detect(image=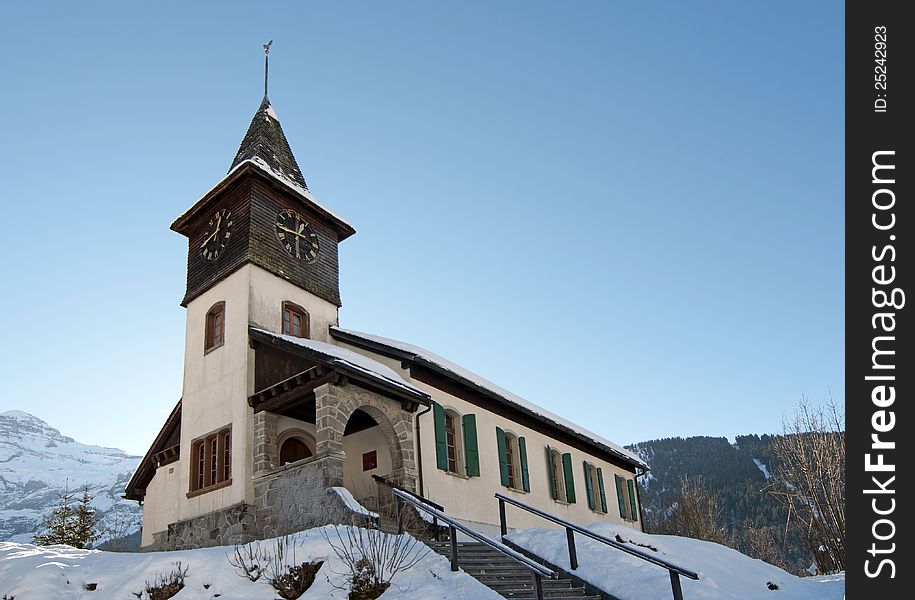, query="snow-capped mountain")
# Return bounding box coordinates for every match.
[0,410,142,546]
